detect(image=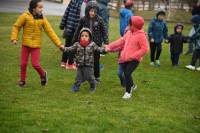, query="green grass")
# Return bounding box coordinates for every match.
[0,12,200,133]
